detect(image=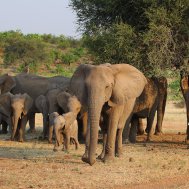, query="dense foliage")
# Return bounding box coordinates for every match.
[70,0,189,76]
[0,30,85,74]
